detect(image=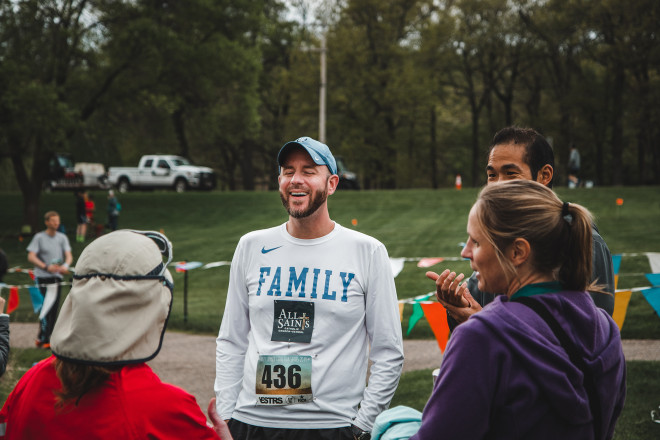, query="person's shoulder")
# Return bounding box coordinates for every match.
[55,231,70,244]
[336,223,384,246]
[28,230,47,244]
[239,224,282,243]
